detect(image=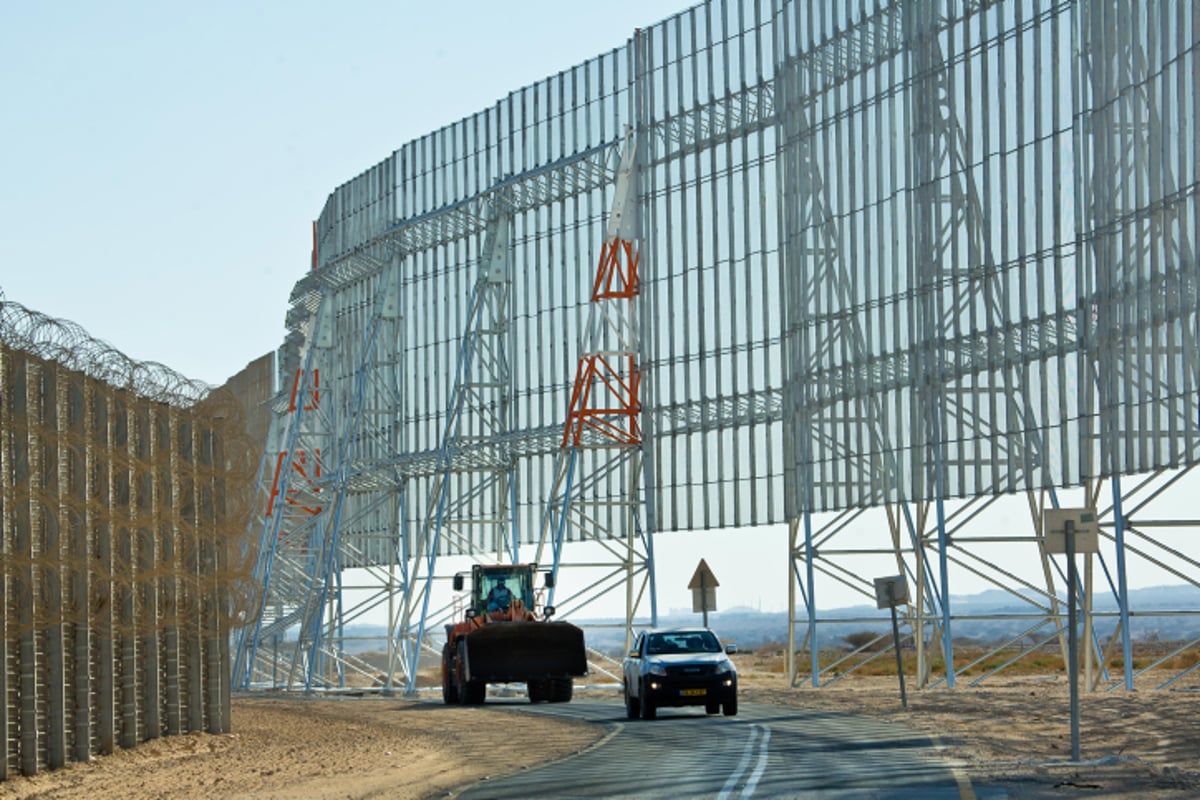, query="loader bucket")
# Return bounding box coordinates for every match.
[463,621,587,683]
